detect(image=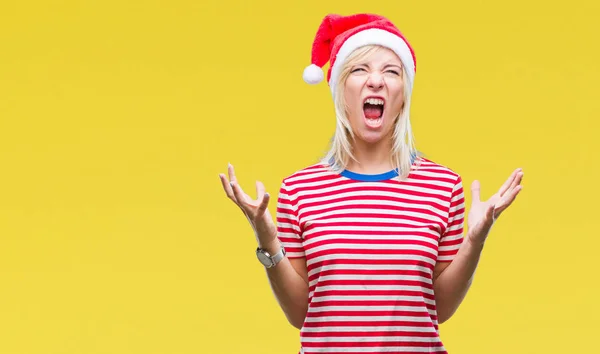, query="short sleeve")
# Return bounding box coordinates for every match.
[437,176,465,262]
[276,181,305,258]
